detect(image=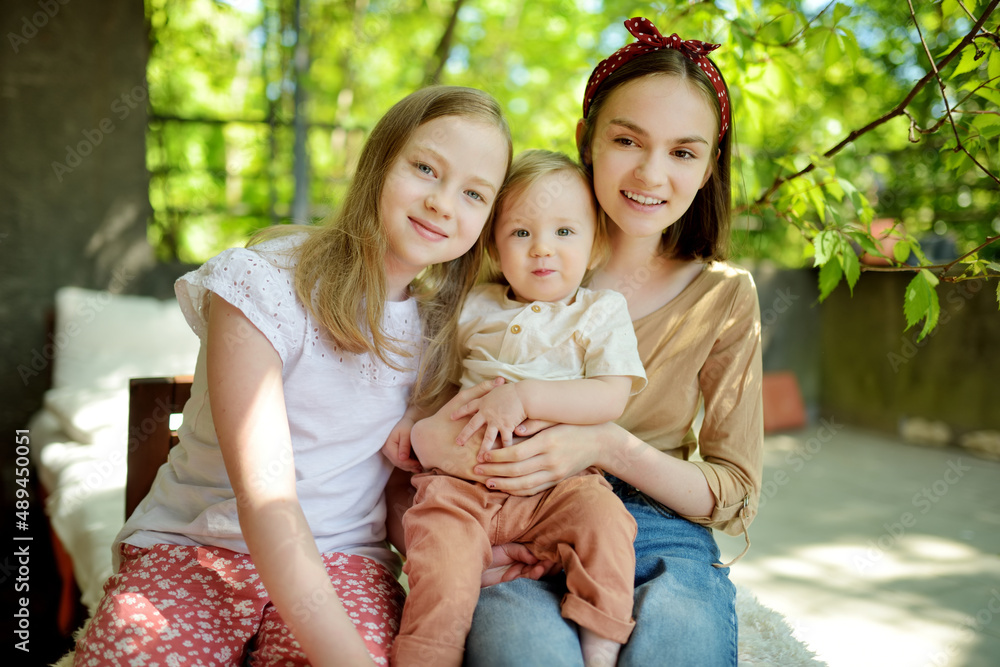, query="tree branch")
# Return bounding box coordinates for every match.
[942,234,1000,274]
[906,0,1000,187]
[427,0,467,85]
[753,0,1000,206]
